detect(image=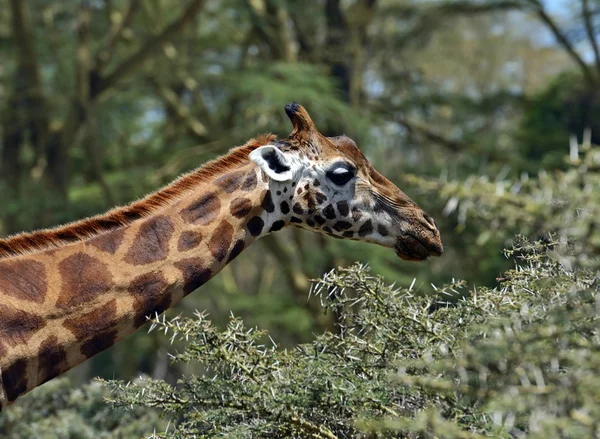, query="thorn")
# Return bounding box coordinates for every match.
[570,135,579,162]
